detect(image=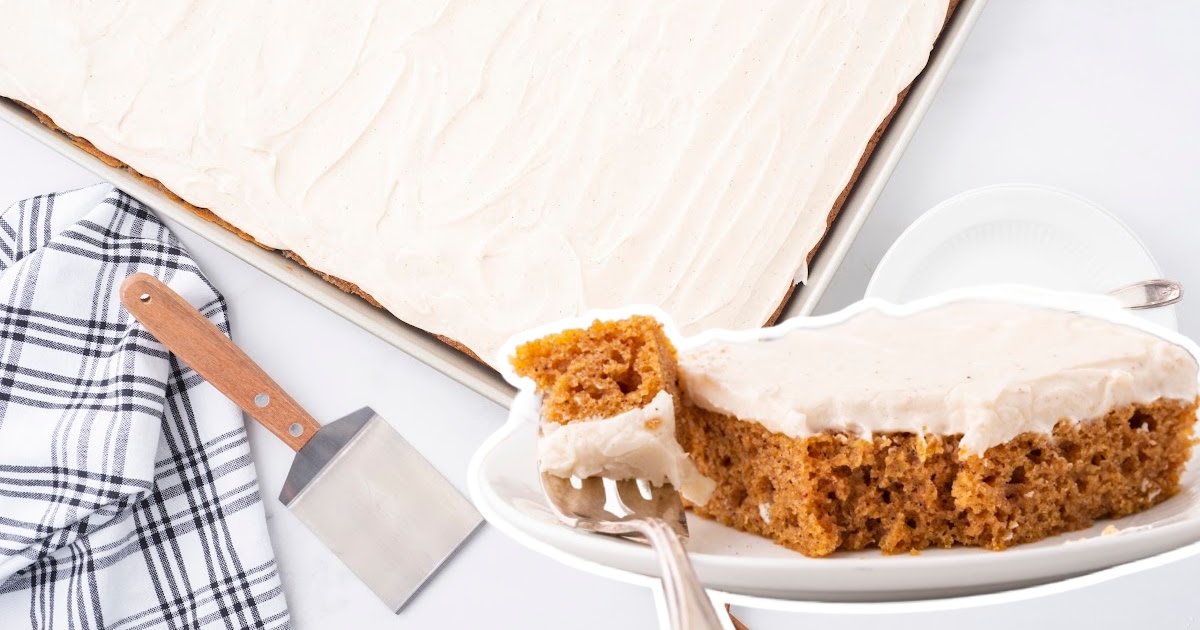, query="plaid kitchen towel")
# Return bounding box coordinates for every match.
[0,184,289,629]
